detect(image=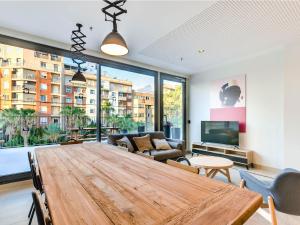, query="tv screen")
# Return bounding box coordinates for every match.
[201,121,239,146]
